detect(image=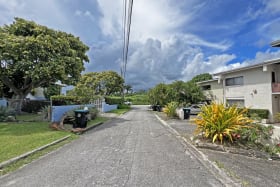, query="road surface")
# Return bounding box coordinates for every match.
[1,105,226,187]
